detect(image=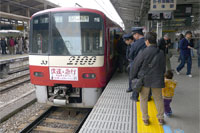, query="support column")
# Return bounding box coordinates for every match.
[156,21,162,41]
[26,8,30,17]
[44,3,47,9]
[7,4,10,13]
